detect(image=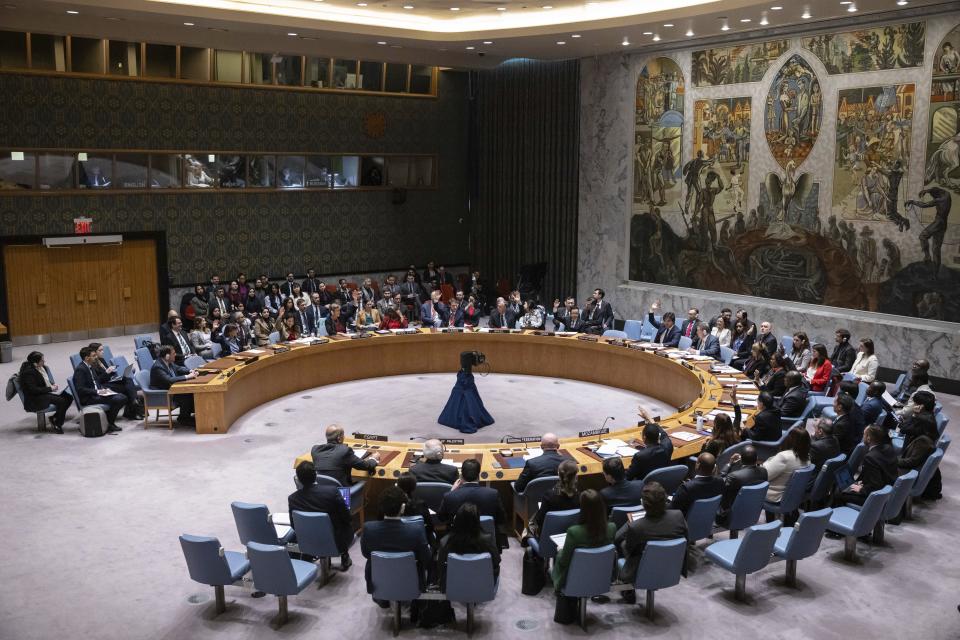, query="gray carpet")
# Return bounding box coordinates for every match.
[0,333,957,640]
